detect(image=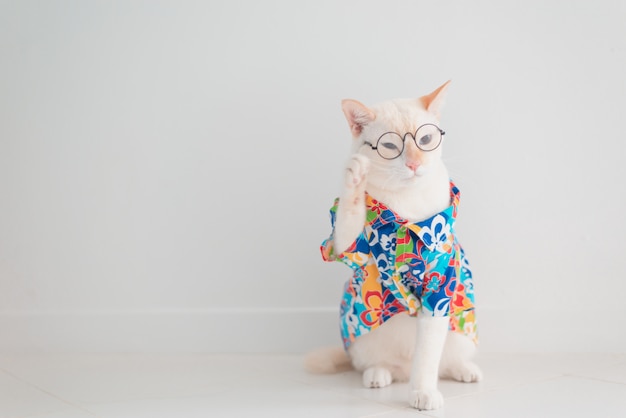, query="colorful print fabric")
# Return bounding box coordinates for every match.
[321,182,477,349]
